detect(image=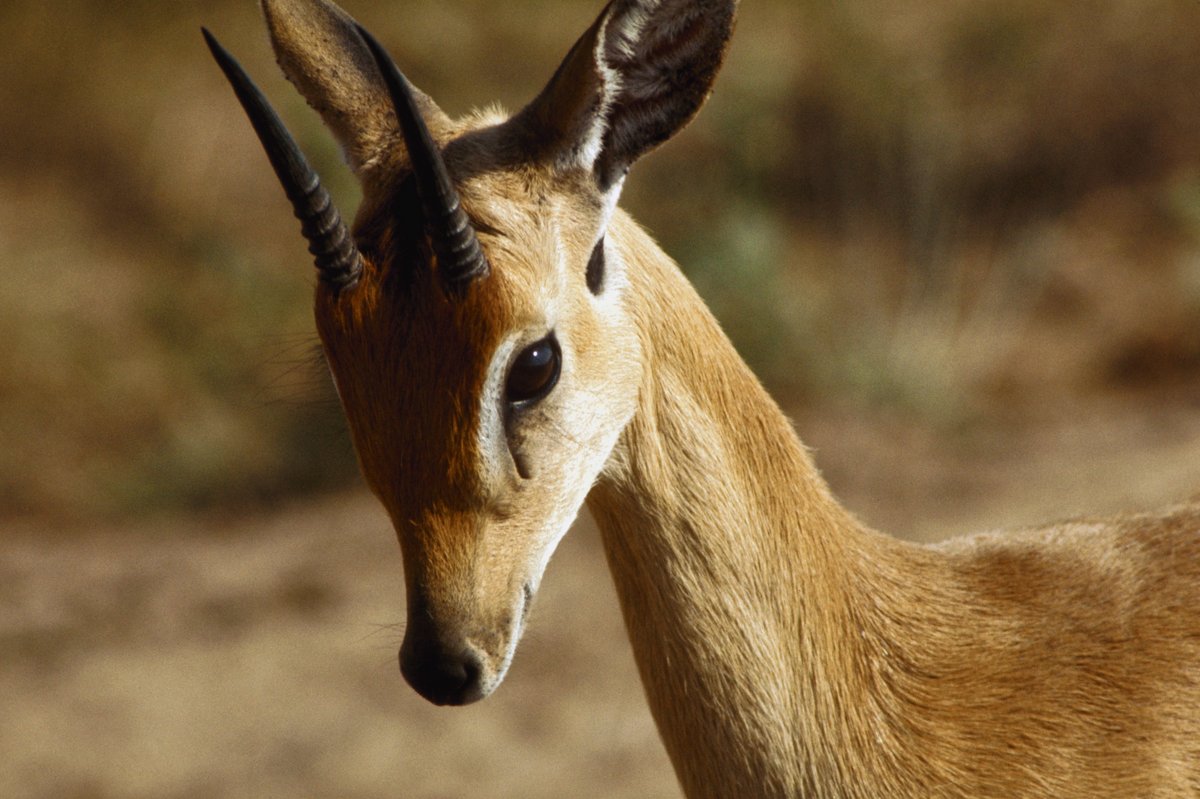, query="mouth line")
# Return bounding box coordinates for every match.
[487,581,534,694]
[519,582,534,626]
